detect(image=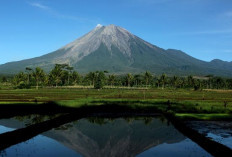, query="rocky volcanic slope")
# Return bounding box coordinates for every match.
[0,24,231,76]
